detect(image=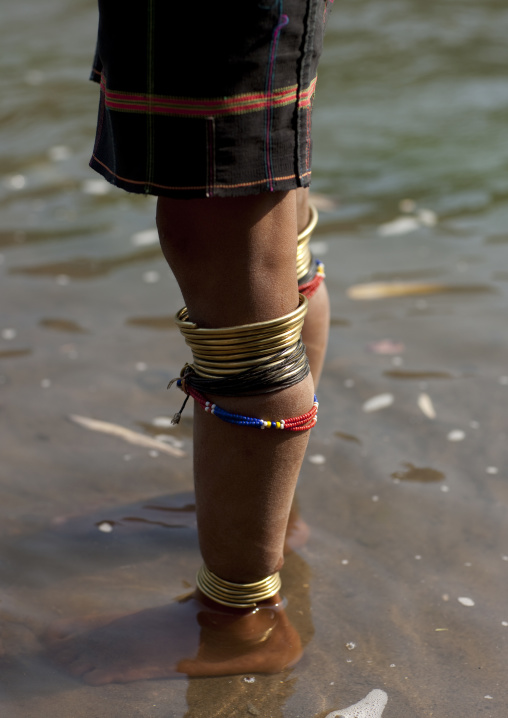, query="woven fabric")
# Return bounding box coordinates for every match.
[90,0,333,198]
